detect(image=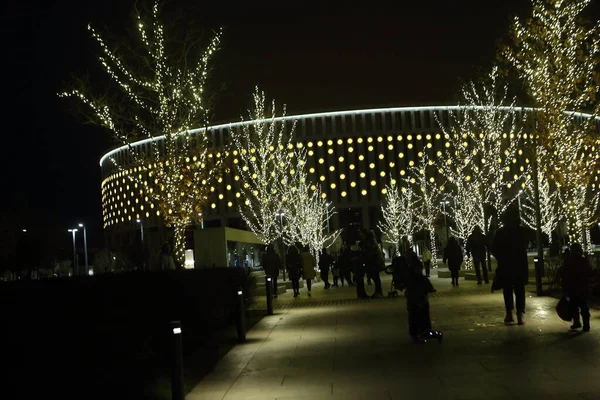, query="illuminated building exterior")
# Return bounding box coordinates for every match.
[99,106,600,267]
